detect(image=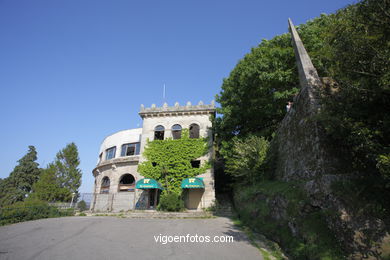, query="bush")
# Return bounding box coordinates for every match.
[224,135,270,183]
[157,192,184,212]
[0,199,74,226]
[77,200,87,211]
